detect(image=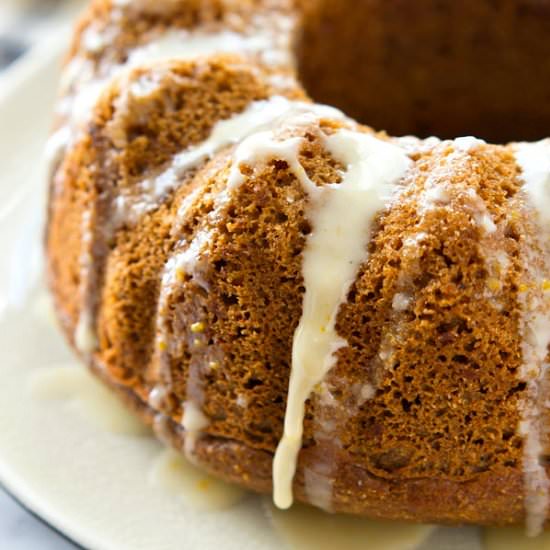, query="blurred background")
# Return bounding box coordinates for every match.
[0,0,84,73]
